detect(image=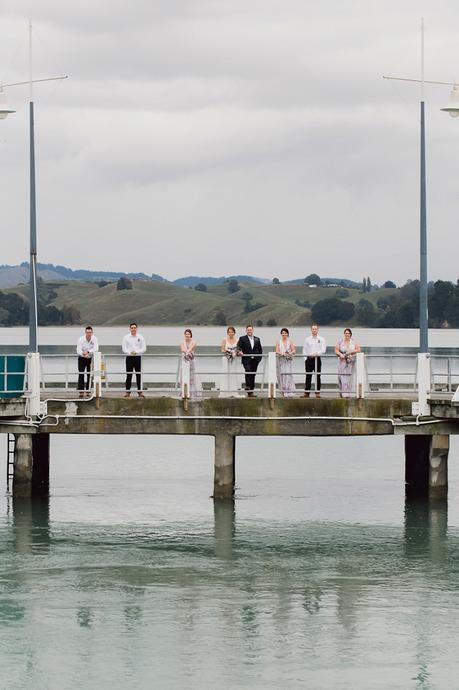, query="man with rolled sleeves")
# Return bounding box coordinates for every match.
[122,322,146,397]
[76,325,98,398]
[302,324,326,398]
